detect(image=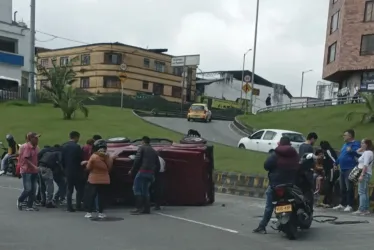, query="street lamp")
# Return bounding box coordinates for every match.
[240,48,252,102]
[300,69,313,97]
[248,0,260,114]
